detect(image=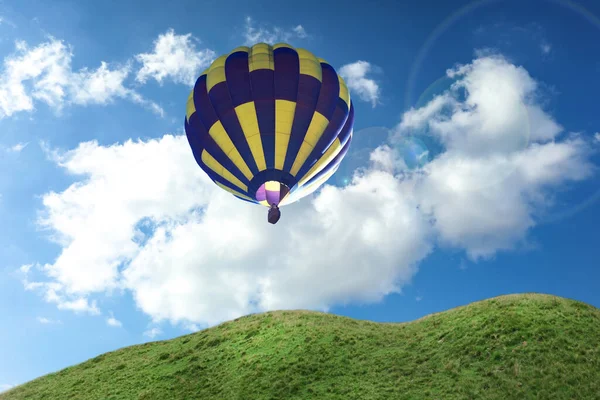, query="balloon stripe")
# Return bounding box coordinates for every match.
[293,99,349,181]
[297,105,354,187]
[186,115,250,187]
[234,102,267,171]
[214,181,255,202]
[304,133,352,187]
[296,102,353,185]
[289,62,340,176]
[273,47,299,170]
[201,150,248,191]
[282,74,322,172]
[225,50,253,107]
[249,58,276,169]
